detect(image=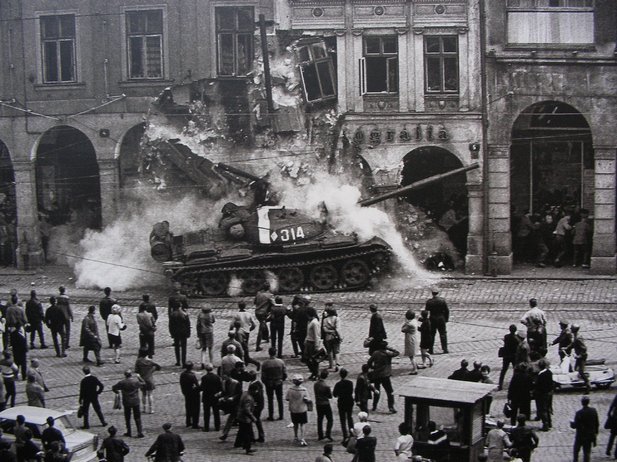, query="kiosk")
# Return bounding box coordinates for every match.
[399,376,495,462]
